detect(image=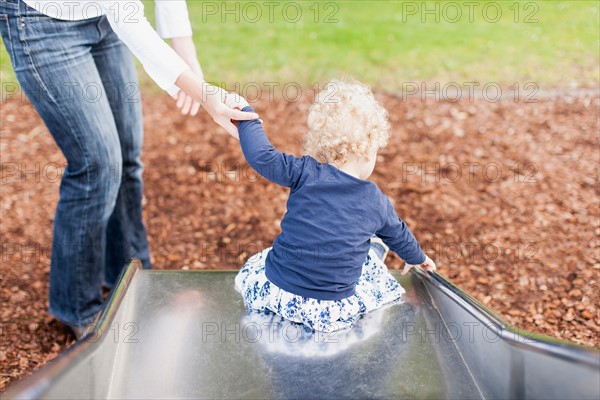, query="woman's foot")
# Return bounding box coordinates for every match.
[66,310,100,340]
[67,323,93,340]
